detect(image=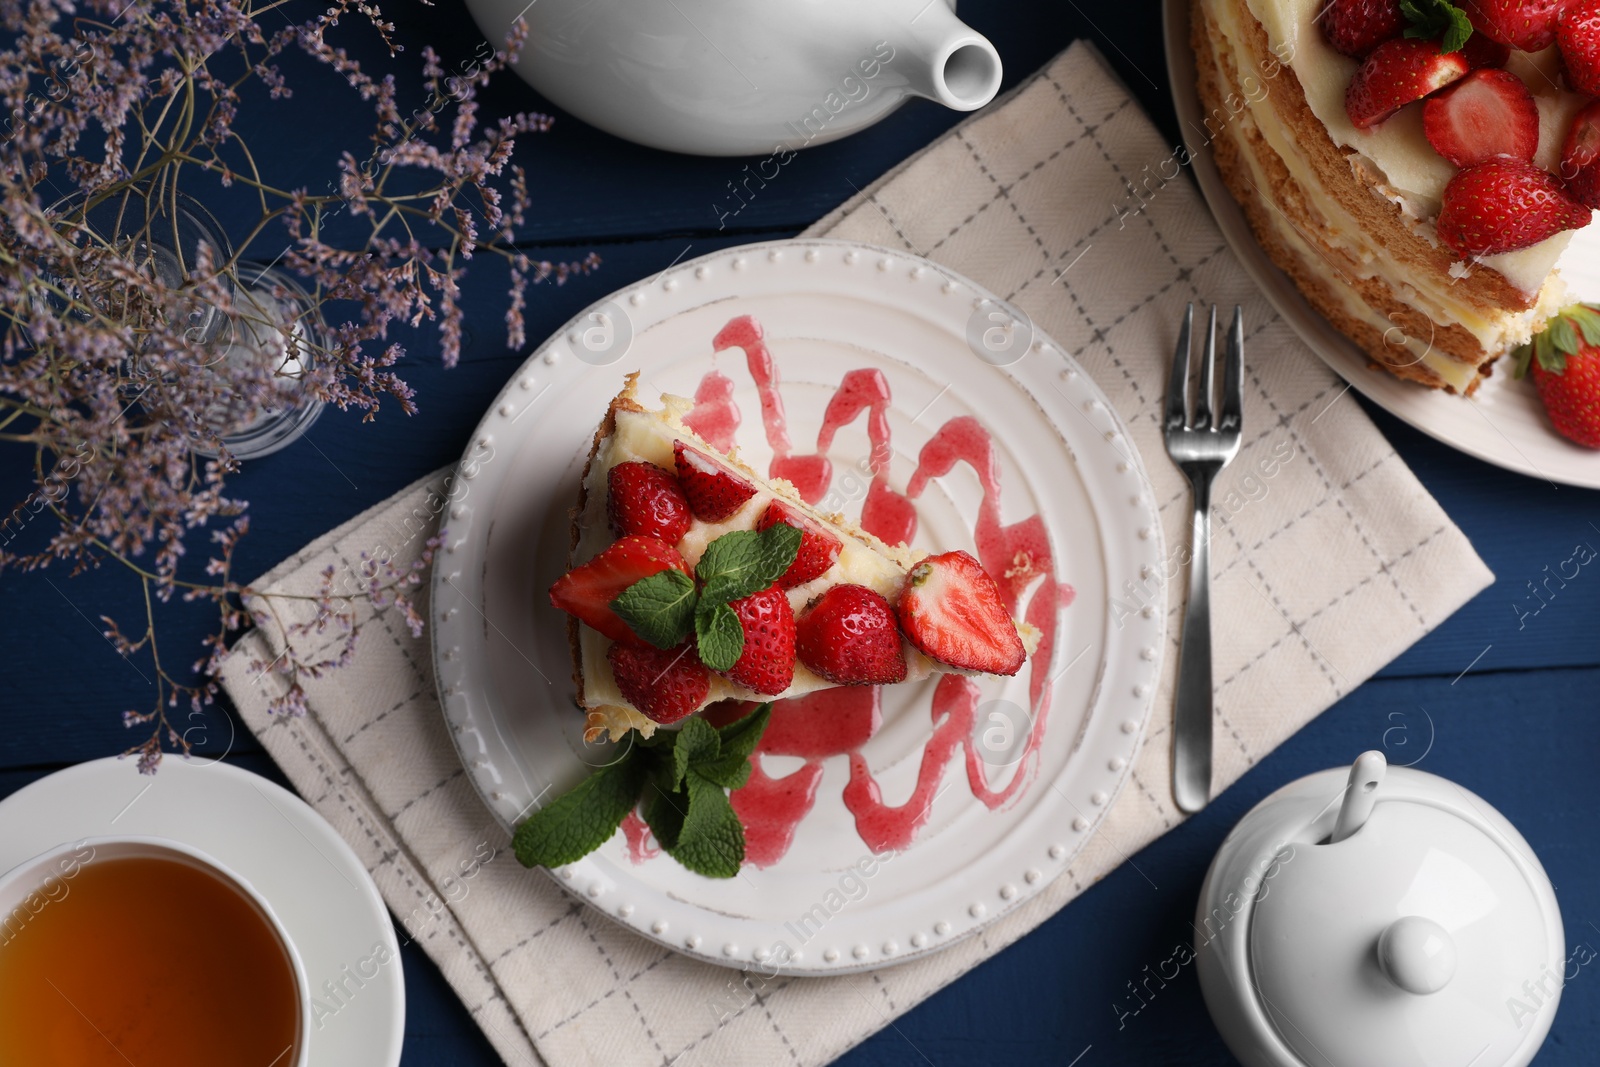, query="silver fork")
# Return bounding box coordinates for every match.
[1163,304,1244,815]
